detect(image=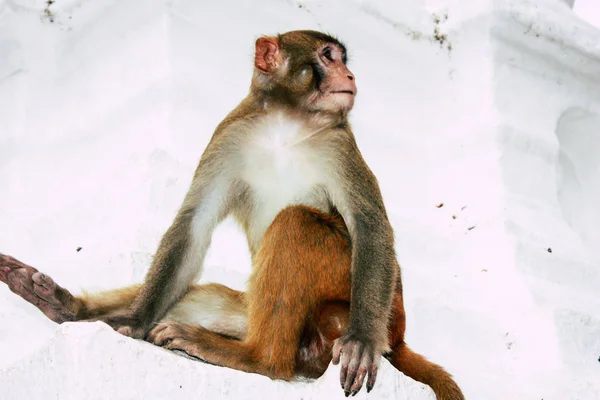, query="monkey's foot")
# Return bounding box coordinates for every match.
[0,253,76,323]
[147,321,210,361]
